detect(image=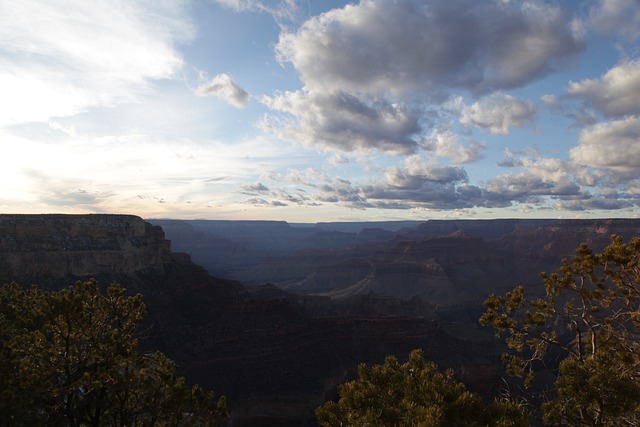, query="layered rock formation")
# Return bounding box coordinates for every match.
[0,214,490,426]
[0,214,171,281]
[154,218,640,306]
